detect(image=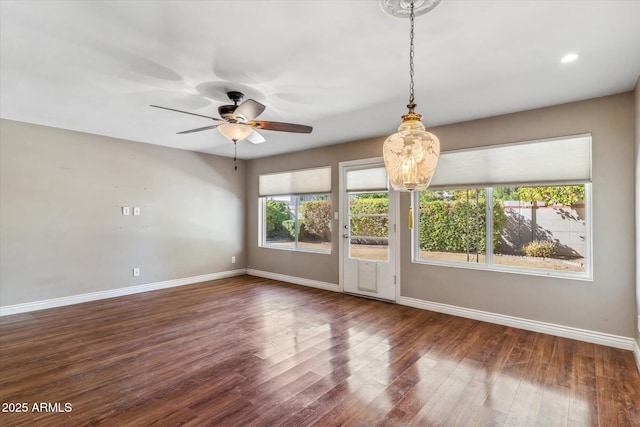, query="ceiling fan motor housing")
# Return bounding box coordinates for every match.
[218,91,245,121]
[218,104,238,119]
